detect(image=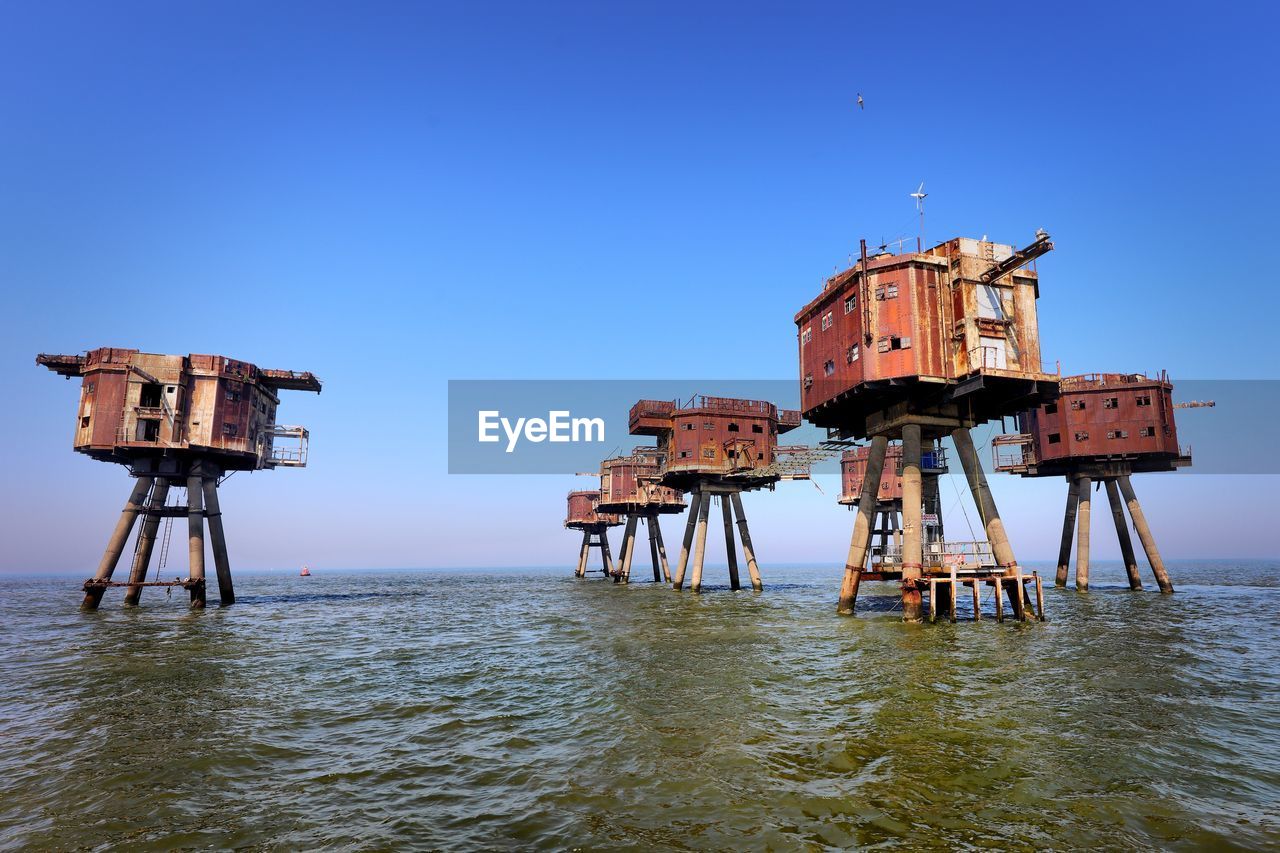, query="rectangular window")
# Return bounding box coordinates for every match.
[821,312,833,331]
[226,389,241,402]
[1074,431,1089,441]
[875,284,899,300]
[823,360,835,376]
[222,422,239,437]
[702,448,715,459]
[678,450,691,459]
[877,338,890,353]
[1107,430,1129,439]
[801,327,812,345]
[86,381,96,394]
[1044,403,1058,415]
[1136,394,1152,407]
[751,424,763,434]
[1048,433,1061,444]
[139,383,163,408]
[727,422,740,432]
[803,373,813,388]
[703,421,713,430]
[681,423,696,431]
[977,284,1006,320]
[844,294,857,314]
[1104,397,1118,409]
[1070,399,1086,410]
[81,416,90,428]
[1140,426,1156,437]
[136,419,160,442]
[846,344,859,363]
